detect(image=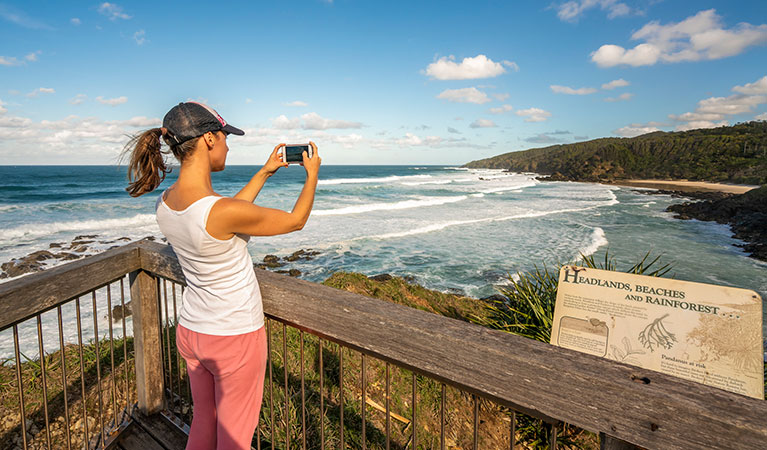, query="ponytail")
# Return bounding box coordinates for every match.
[123,128,169,197]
